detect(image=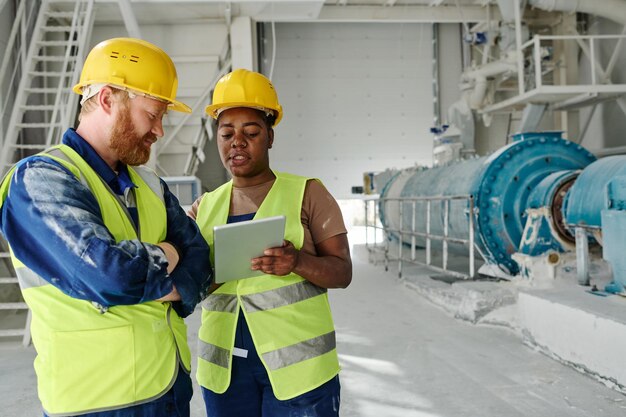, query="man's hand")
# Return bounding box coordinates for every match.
[157,241,180,274]
[155,242,182,302]
[156,285,180,302]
